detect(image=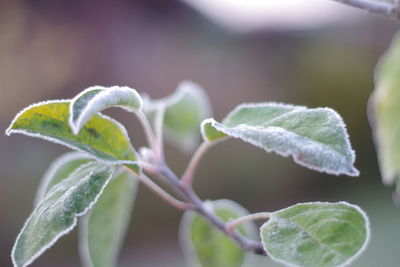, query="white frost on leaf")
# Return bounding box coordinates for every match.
[201,102,359,177]
[5,99,70,136]
[69,86,143,135]
[5,100,140,173]
[34,152,92,206]
[11,162,115,267]
[260,201,370,267]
